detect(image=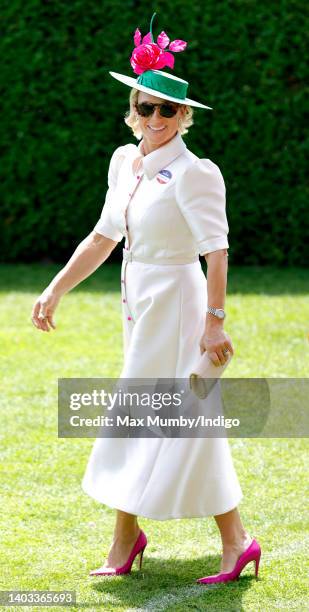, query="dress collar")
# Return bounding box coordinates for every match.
[134,132,187,179]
